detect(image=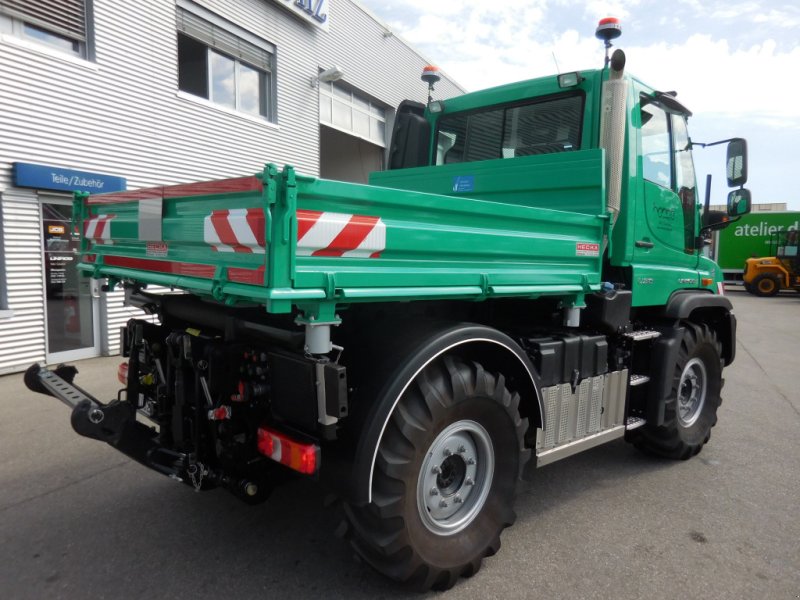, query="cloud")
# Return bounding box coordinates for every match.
[627,36,800,128]
[368,1,800,130]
